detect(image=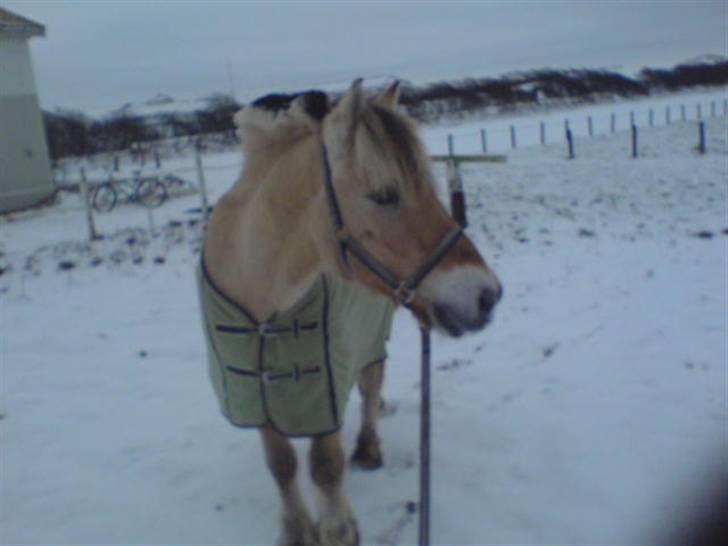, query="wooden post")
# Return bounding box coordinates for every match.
[610,113,616,133]
[446,159,467,227]
[566,128,574,160]
[698,122,706,154]
[681,104,686,121]
[666,106,671,125]
[648,108,654,127]
[587,116,593,137]
[480,128,487,153]
[79,167,100,241]
[447,134,454,156]
[195,144,210,225]
[631,125,638,159]
[540,121,545,145]
[146,207,155,234]
[510,125,516,149]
